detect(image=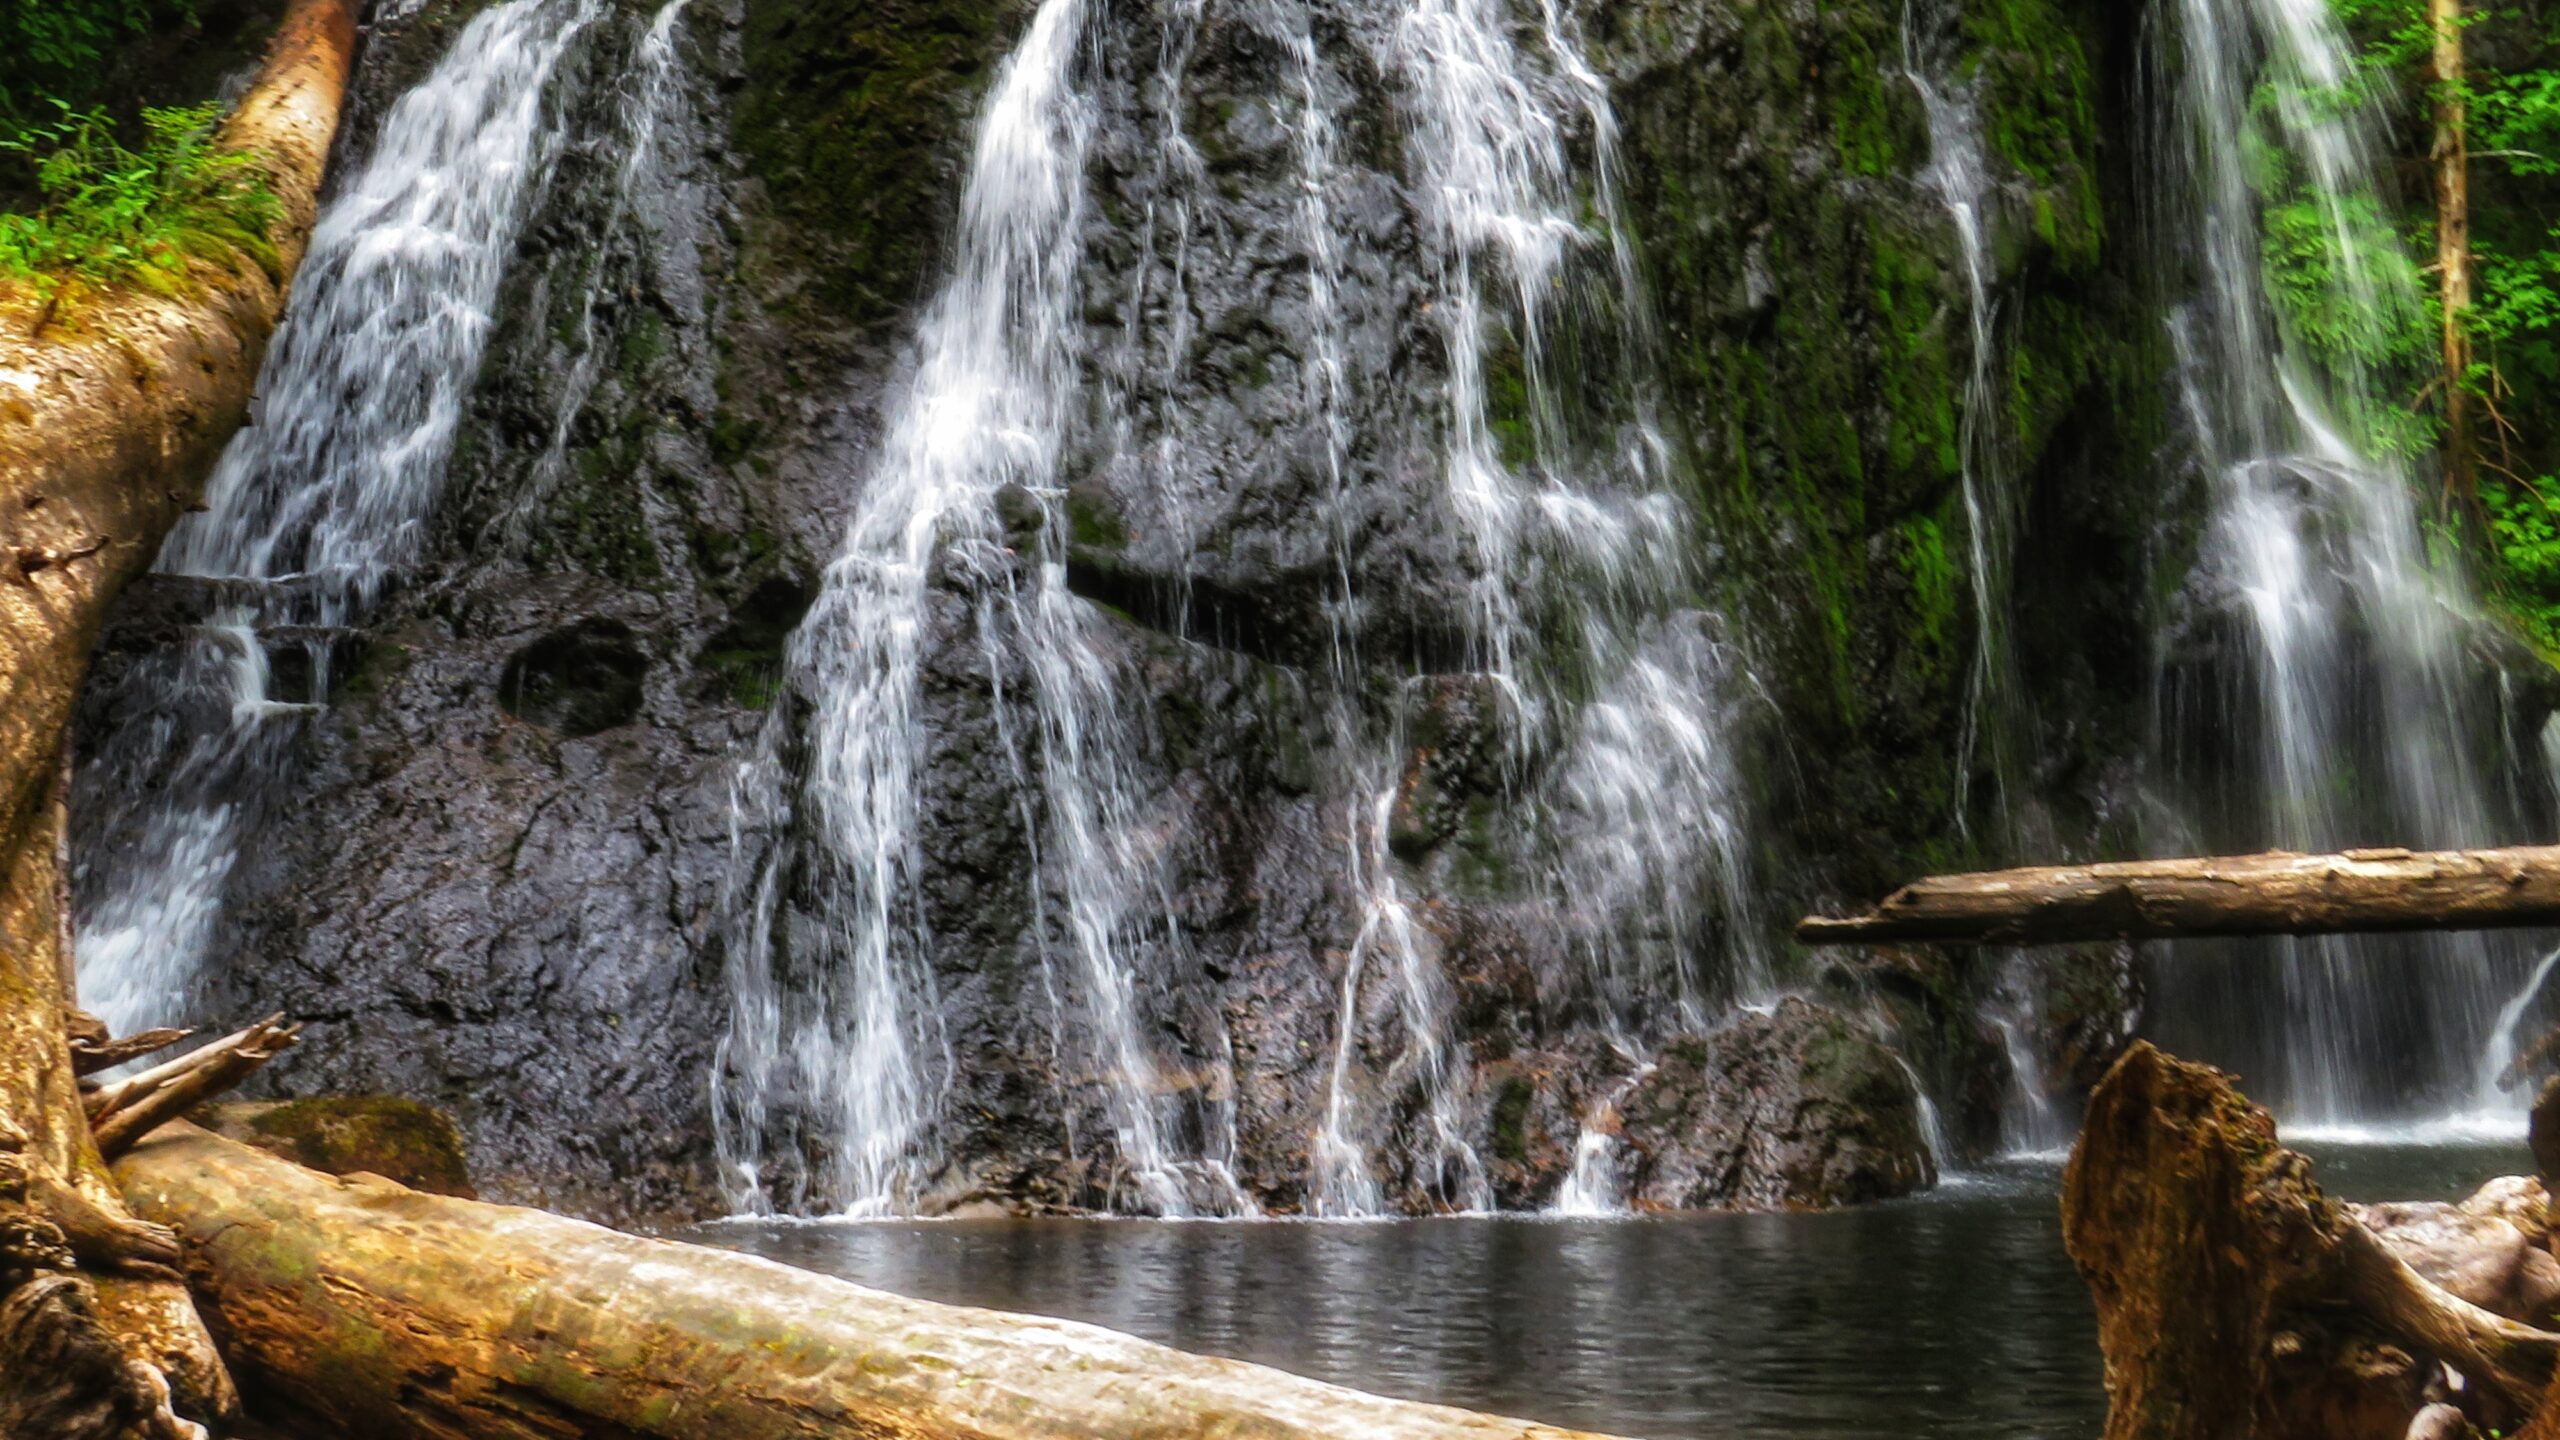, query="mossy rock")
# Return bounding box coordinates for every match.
[732,0,1026,331]
[199,1097,477,1199]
